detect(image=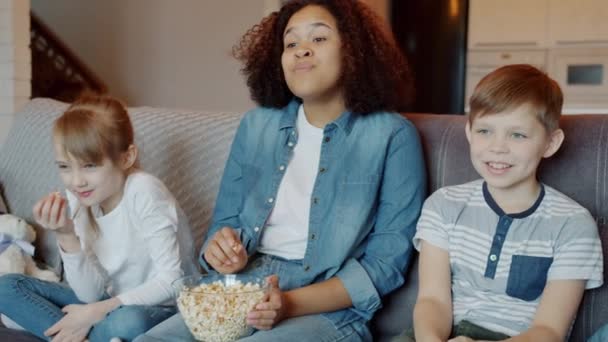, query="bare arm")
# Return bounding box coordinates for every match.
[283,277,352,317]
[247,276,353,330]
[414,241,453,342]
[503,280,585,342]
